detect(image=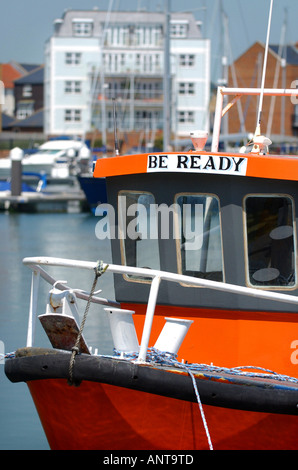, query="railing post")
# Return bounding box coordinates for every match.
[26,270,40,347]
[211,86,224,152]
[137,276,161,363]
